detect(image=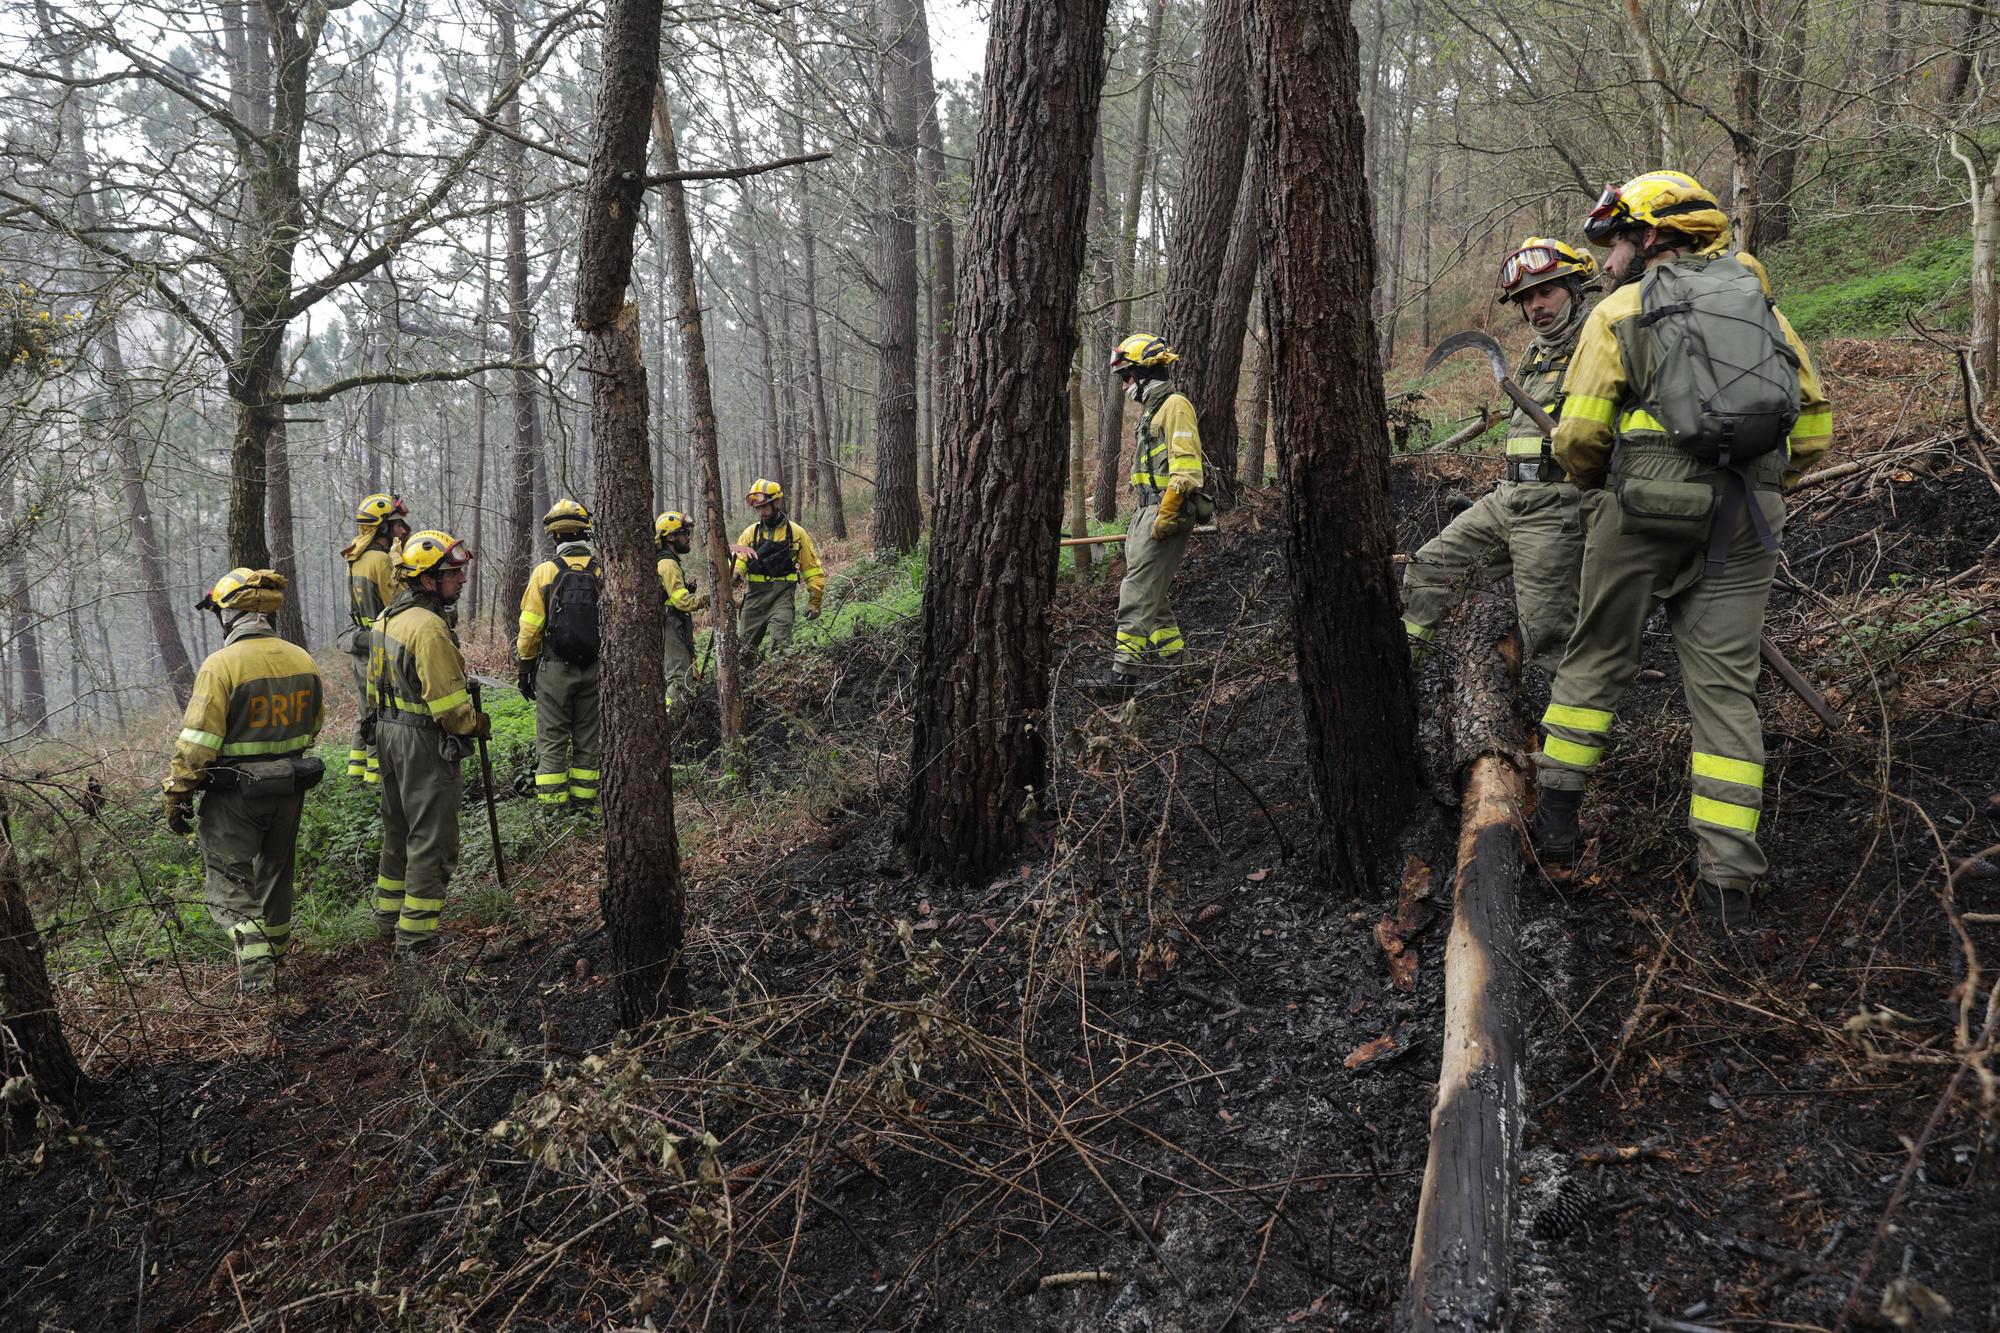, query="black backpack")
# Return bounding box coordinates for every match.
[749,524,798,579]
[545,556,601,665]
